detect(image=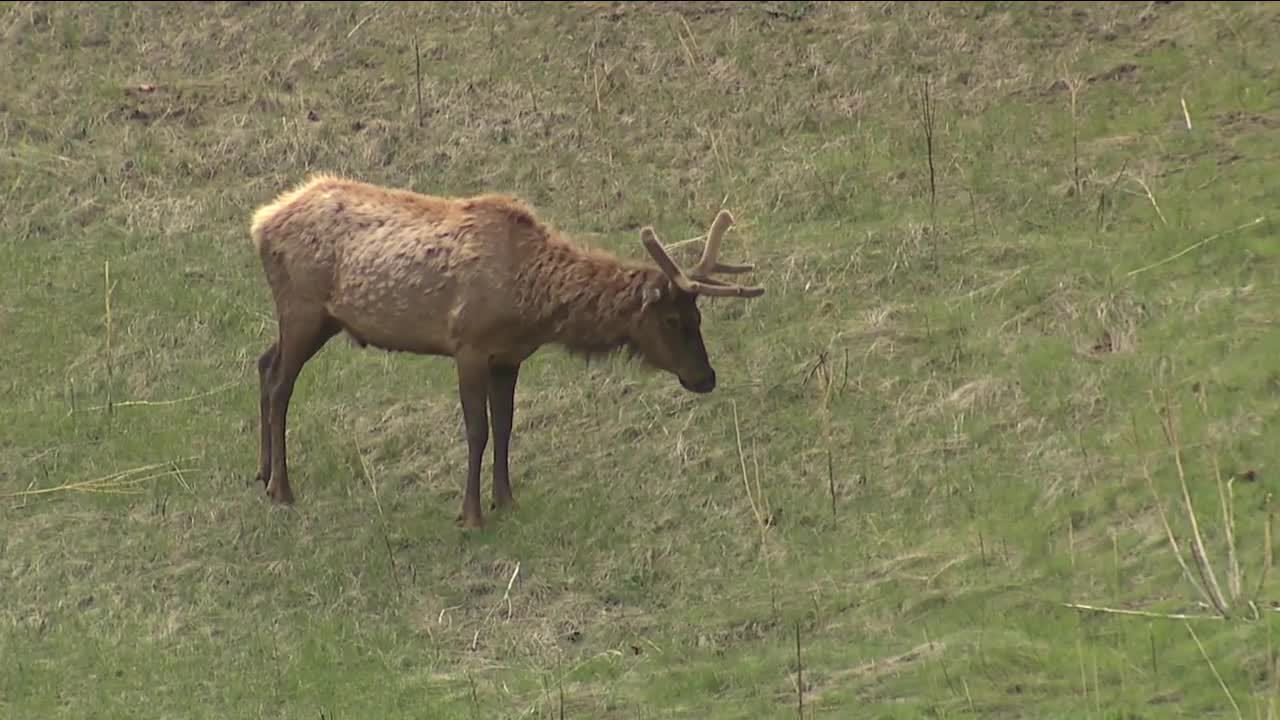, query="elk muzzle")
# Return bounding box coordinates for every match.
[680,368,716,394]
